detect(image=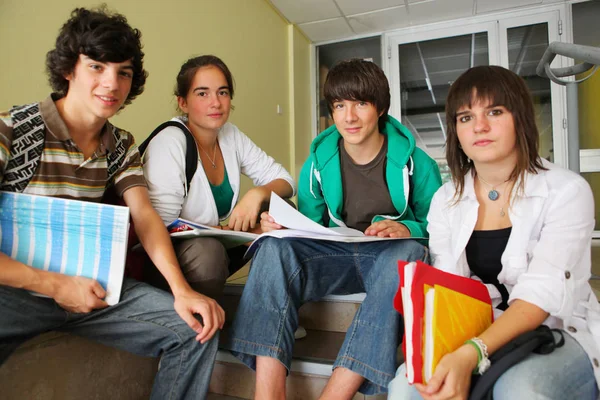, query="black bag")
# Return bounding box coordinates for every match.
[468,325,565,400]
